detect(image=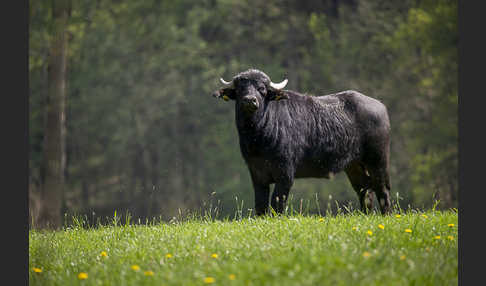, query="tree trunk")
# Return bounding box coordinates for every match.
[37,0,70,229]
